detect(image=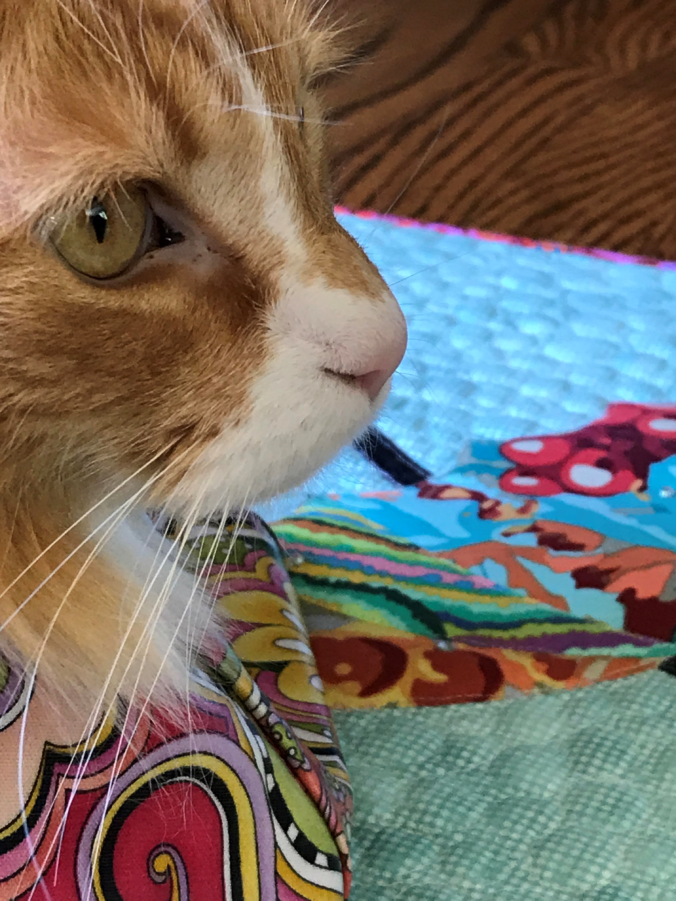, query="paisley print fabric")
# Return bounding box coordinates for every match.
[5,403,676,896]
[273,405,676,709]
[0,515,352,901]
